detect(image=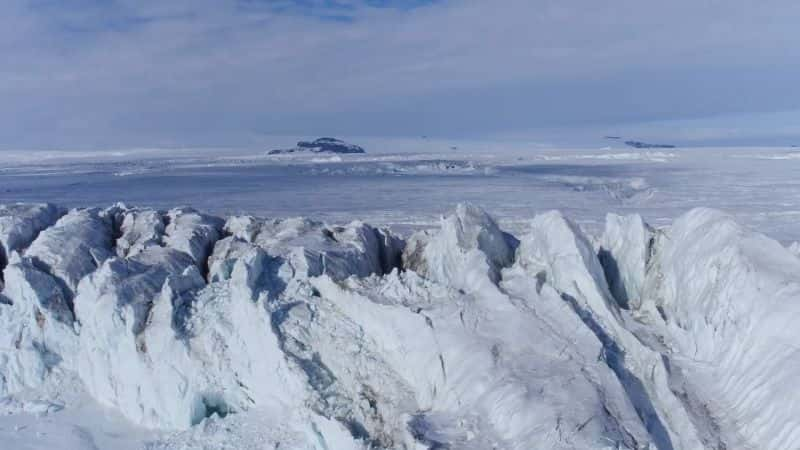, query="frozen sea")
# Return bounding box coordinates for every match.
[2,139,800,242]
